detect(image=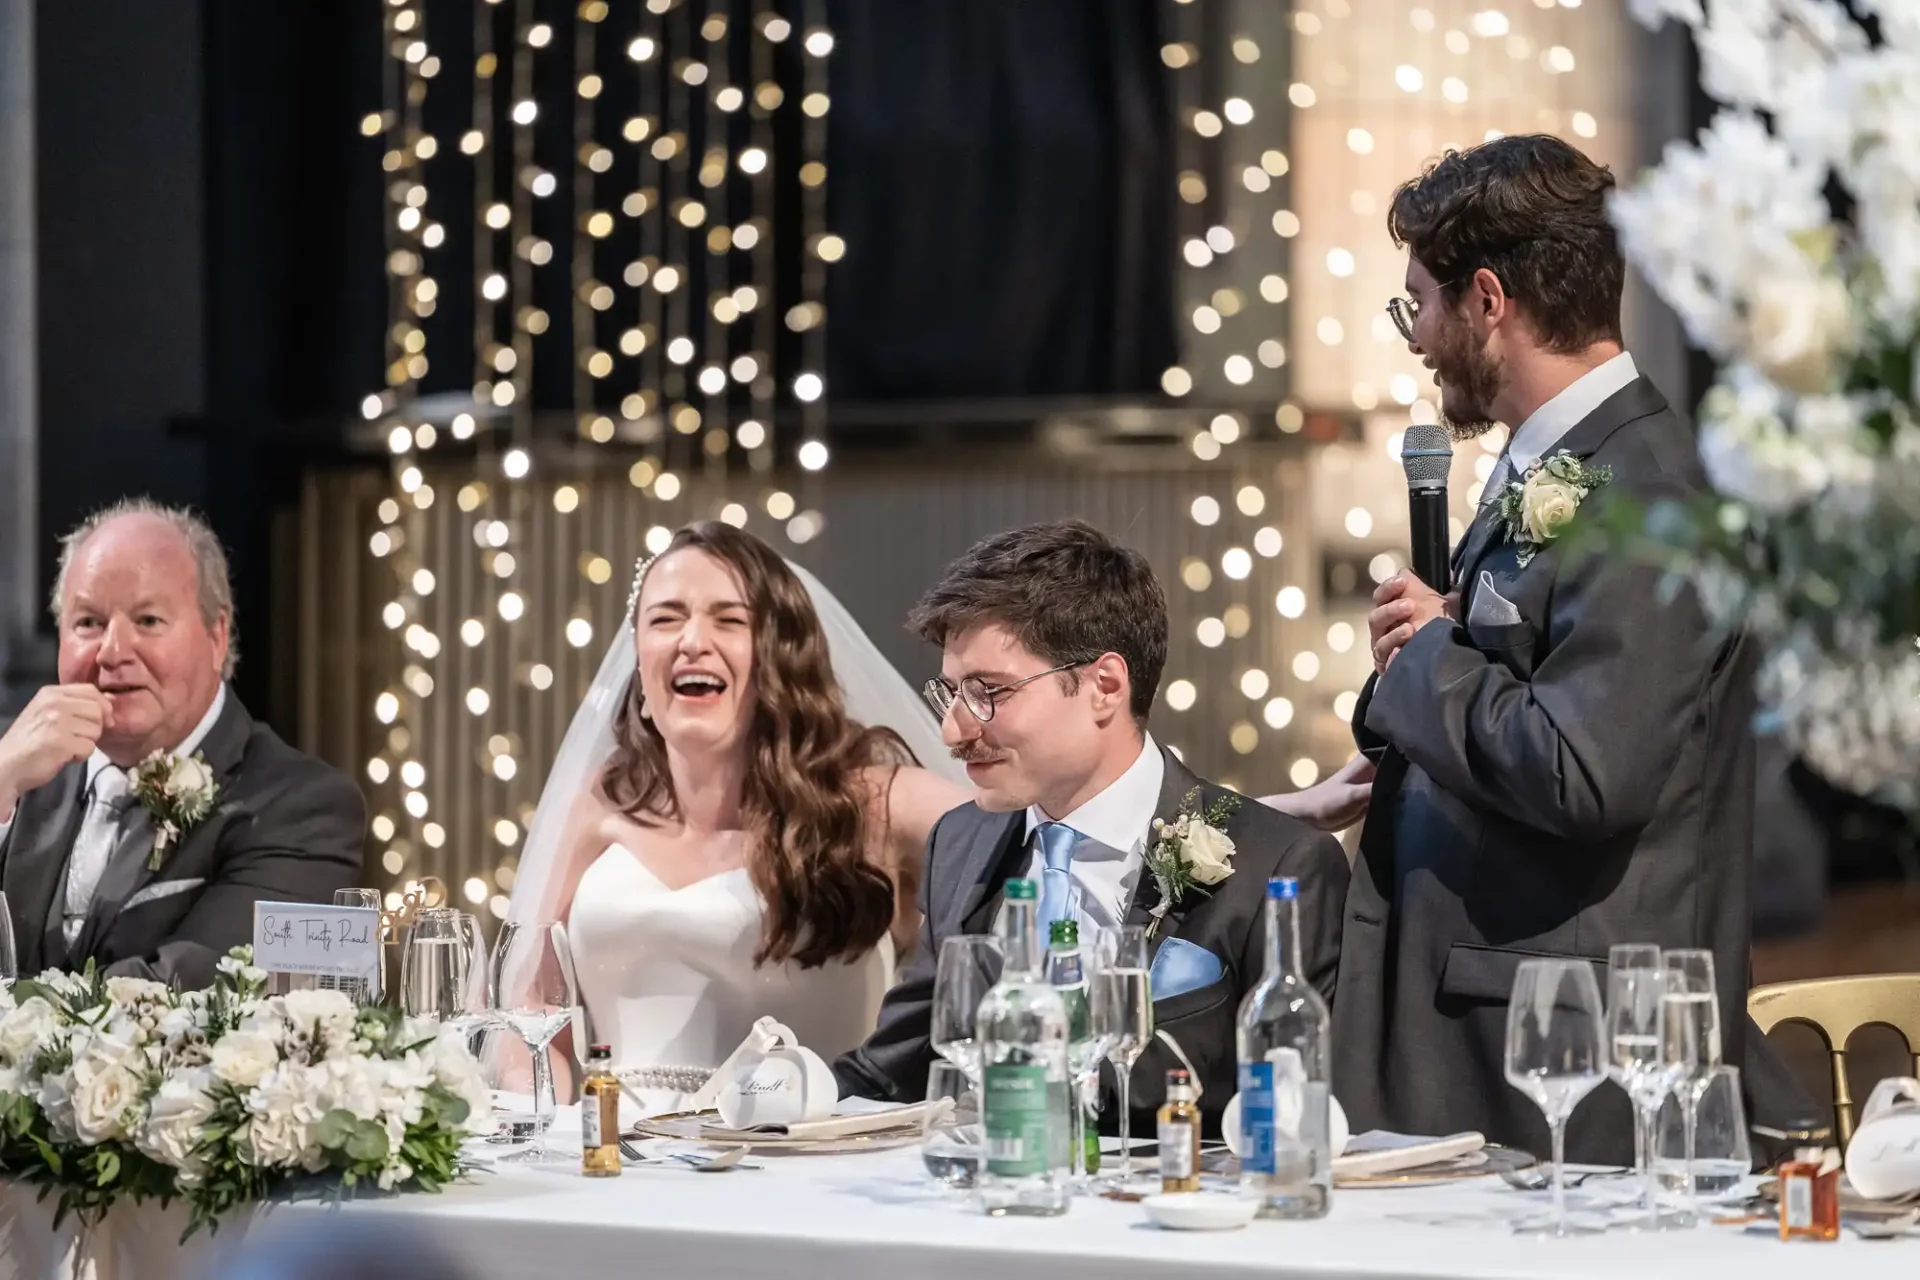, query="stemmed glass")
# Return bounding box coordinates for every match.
[1091,926,1152,1188]
[490,921,577,1161]
[1504,958,1607,1237]
[332,888,383,1004]
[932,936,1002,1082]
[401,907,470,1023]
[1605,953,1678,1230]
[1661,949,1722,1224]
